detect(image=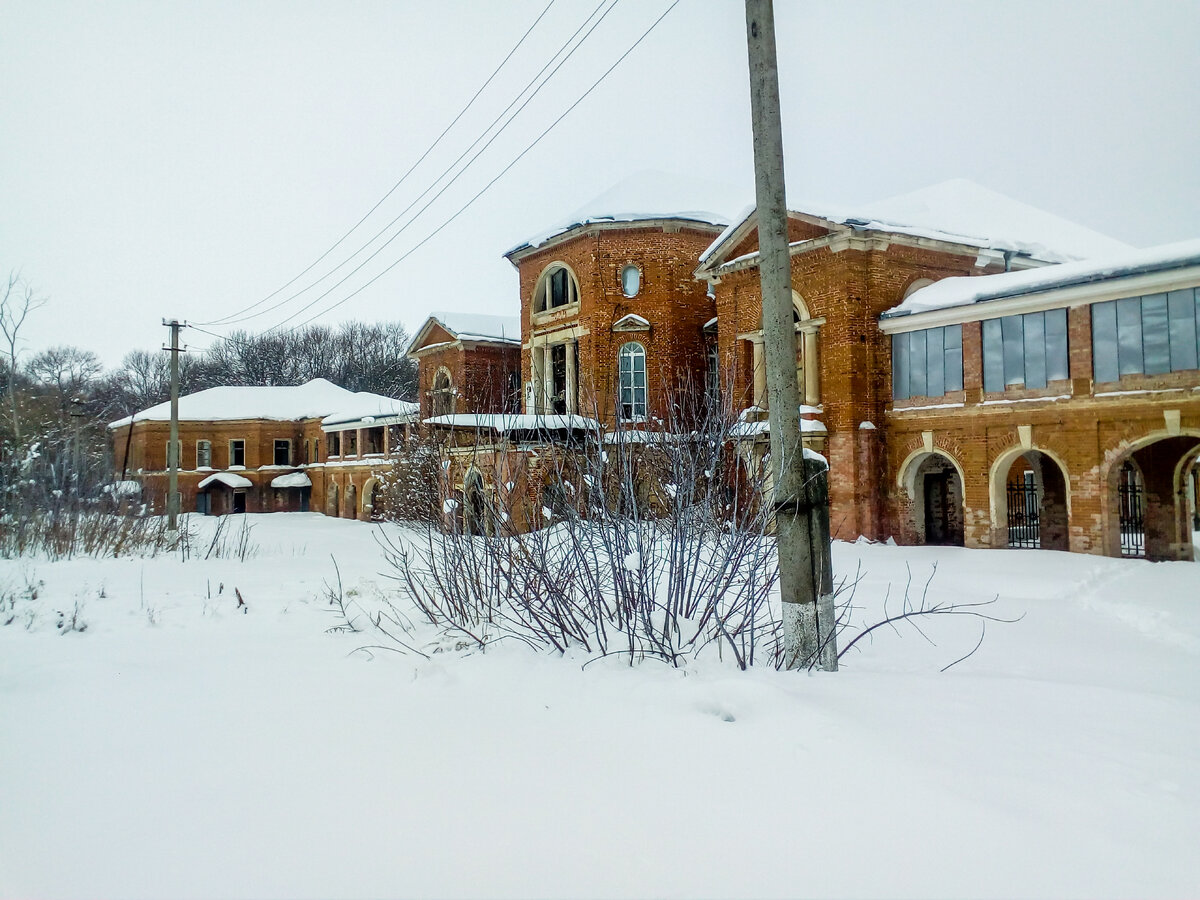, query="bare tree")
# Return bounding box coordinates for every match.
[0,271,47,440]
[26,346,102,417]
